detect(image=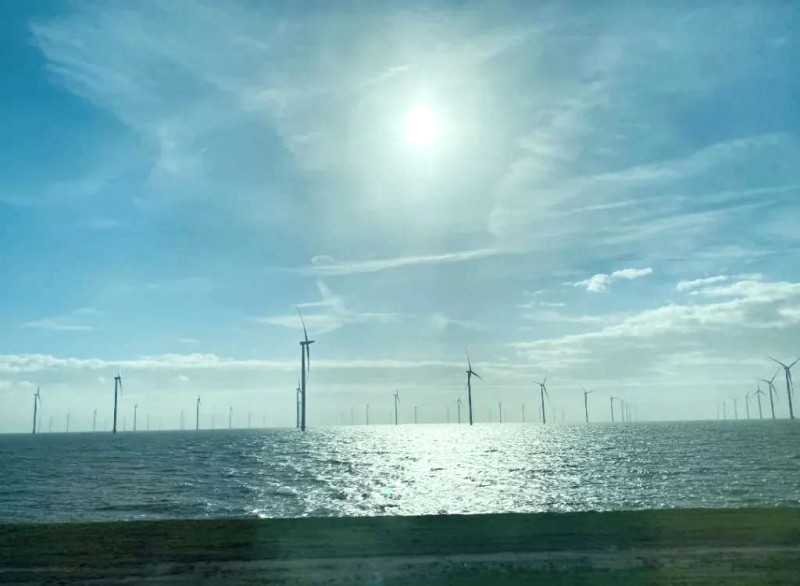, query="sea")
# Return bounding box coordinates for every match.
[0,421,798,523]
